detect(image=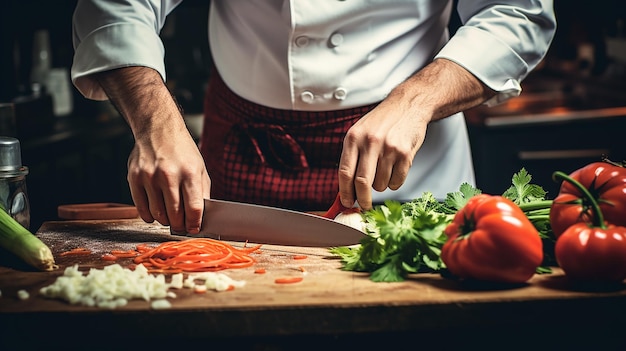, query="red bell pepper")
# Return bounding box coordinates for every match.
[553,171,626,283]
[550,159,626,238]
[441,194,543,284]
